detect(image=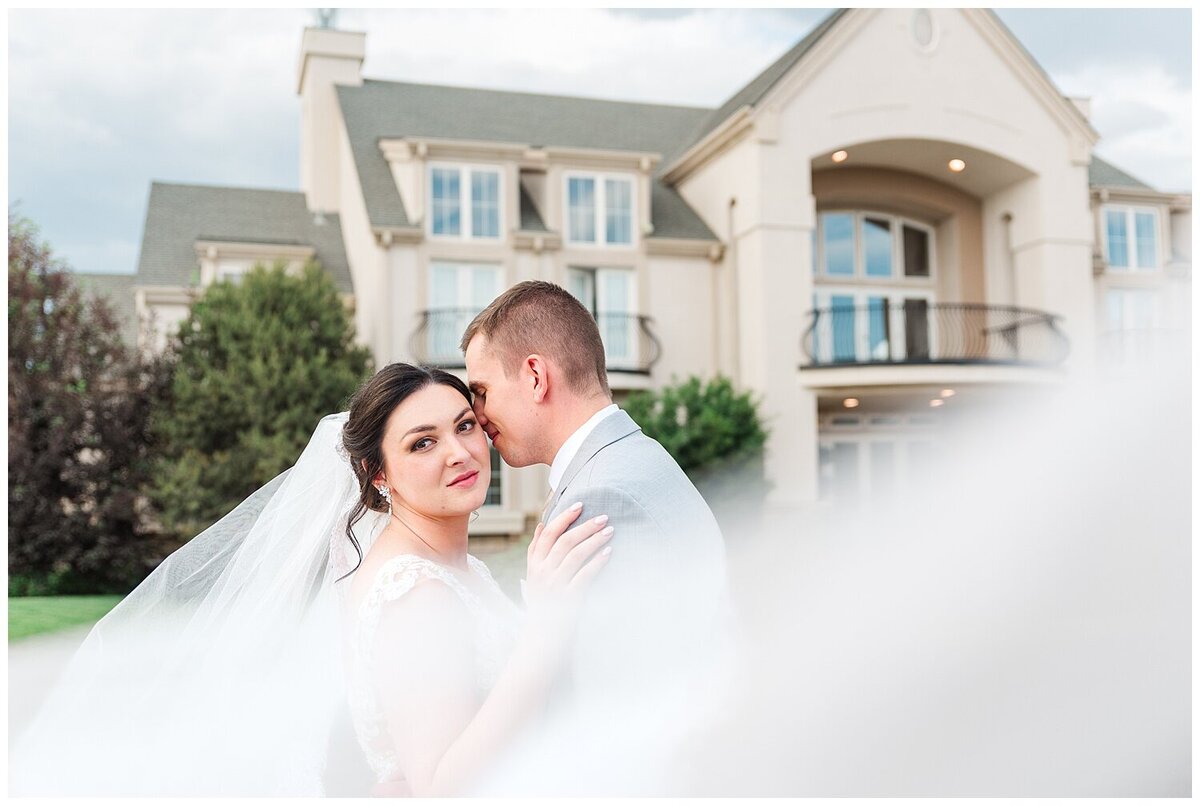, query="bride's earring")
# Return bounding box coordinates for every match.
[376,484,392,511]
